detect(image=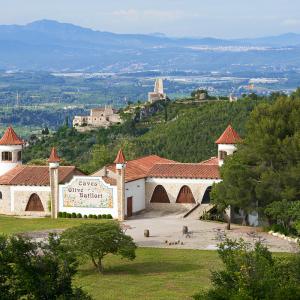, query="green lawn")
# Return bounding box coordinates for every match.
[0,215,104,235]
[75,248,220,300]
[0,216,221,299]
